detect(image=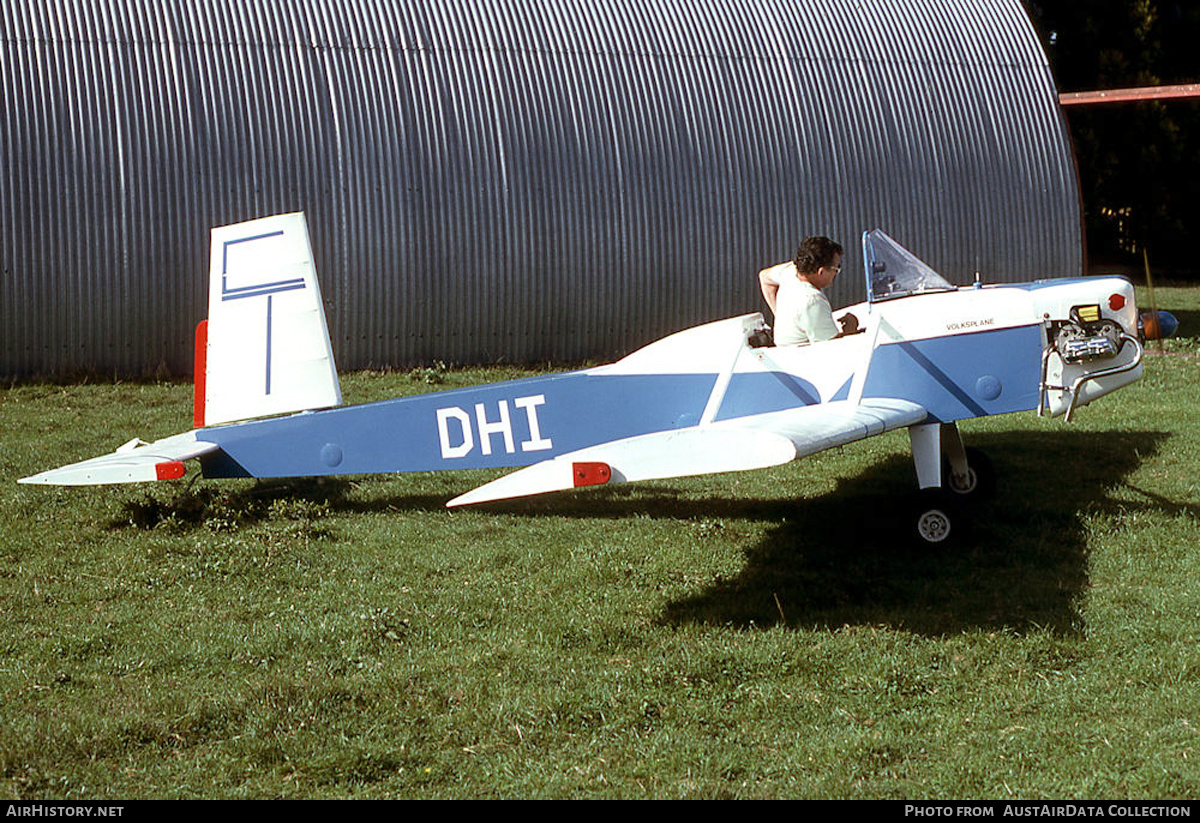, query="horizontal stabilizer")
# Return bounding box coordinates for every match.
[446,426,798,507]
[18,433,219,486]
